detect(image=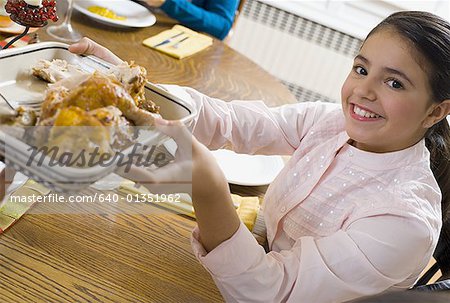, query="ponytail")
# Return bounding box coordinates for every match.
[426,118,450,275]
[425,119,450,221]
[368,11,450,222]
